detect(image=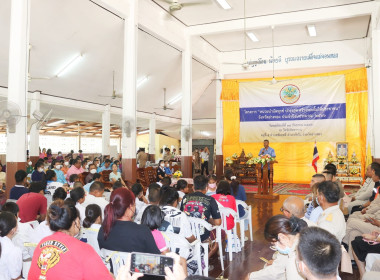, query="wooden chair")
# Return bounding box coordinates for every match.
[100,170,113,190]
[79,172,89,185]
[145,167,157,185]
[136,168,148,188]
